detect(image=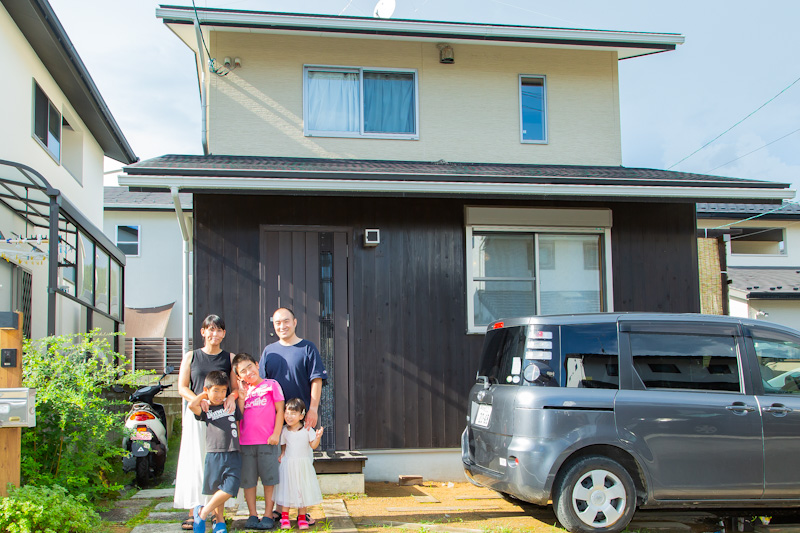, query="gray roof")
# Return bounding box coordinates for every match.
[104,186,192,210]
[729,267,800,300]
[698,202,800,219]
[2,0,137,164]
